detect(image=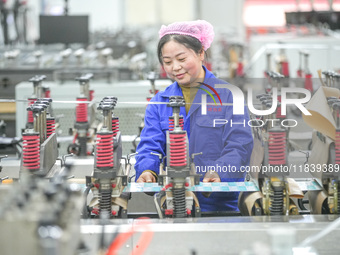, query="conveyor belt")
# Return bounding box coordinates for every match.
[122,179,323,193]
